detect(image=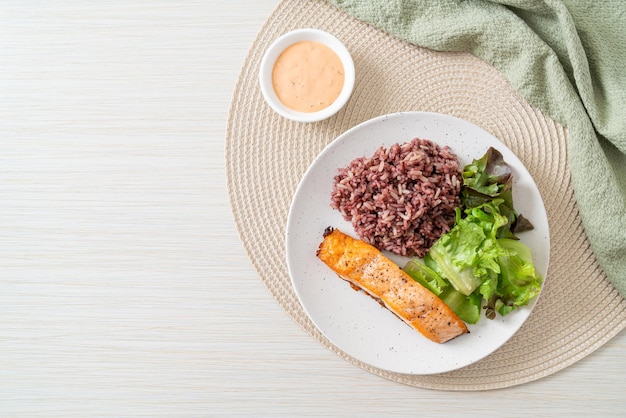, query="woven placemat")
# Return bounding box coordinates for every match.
[225,0,626,390]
